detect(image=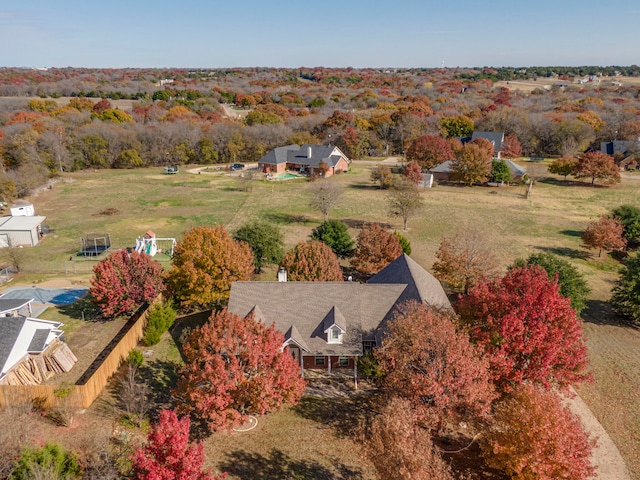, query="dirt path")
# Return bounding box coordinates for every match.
[565,390,632,479]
